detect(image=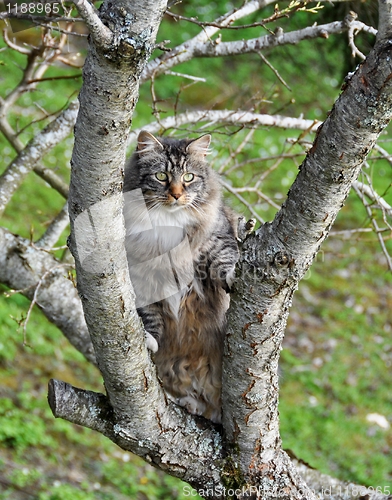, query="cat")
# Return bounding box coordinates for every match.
[123,131,239,423]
